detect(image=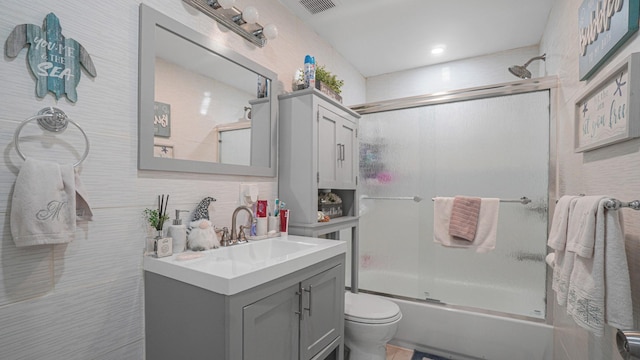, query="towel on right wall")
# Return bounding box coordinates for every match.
[548,195,633,335]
